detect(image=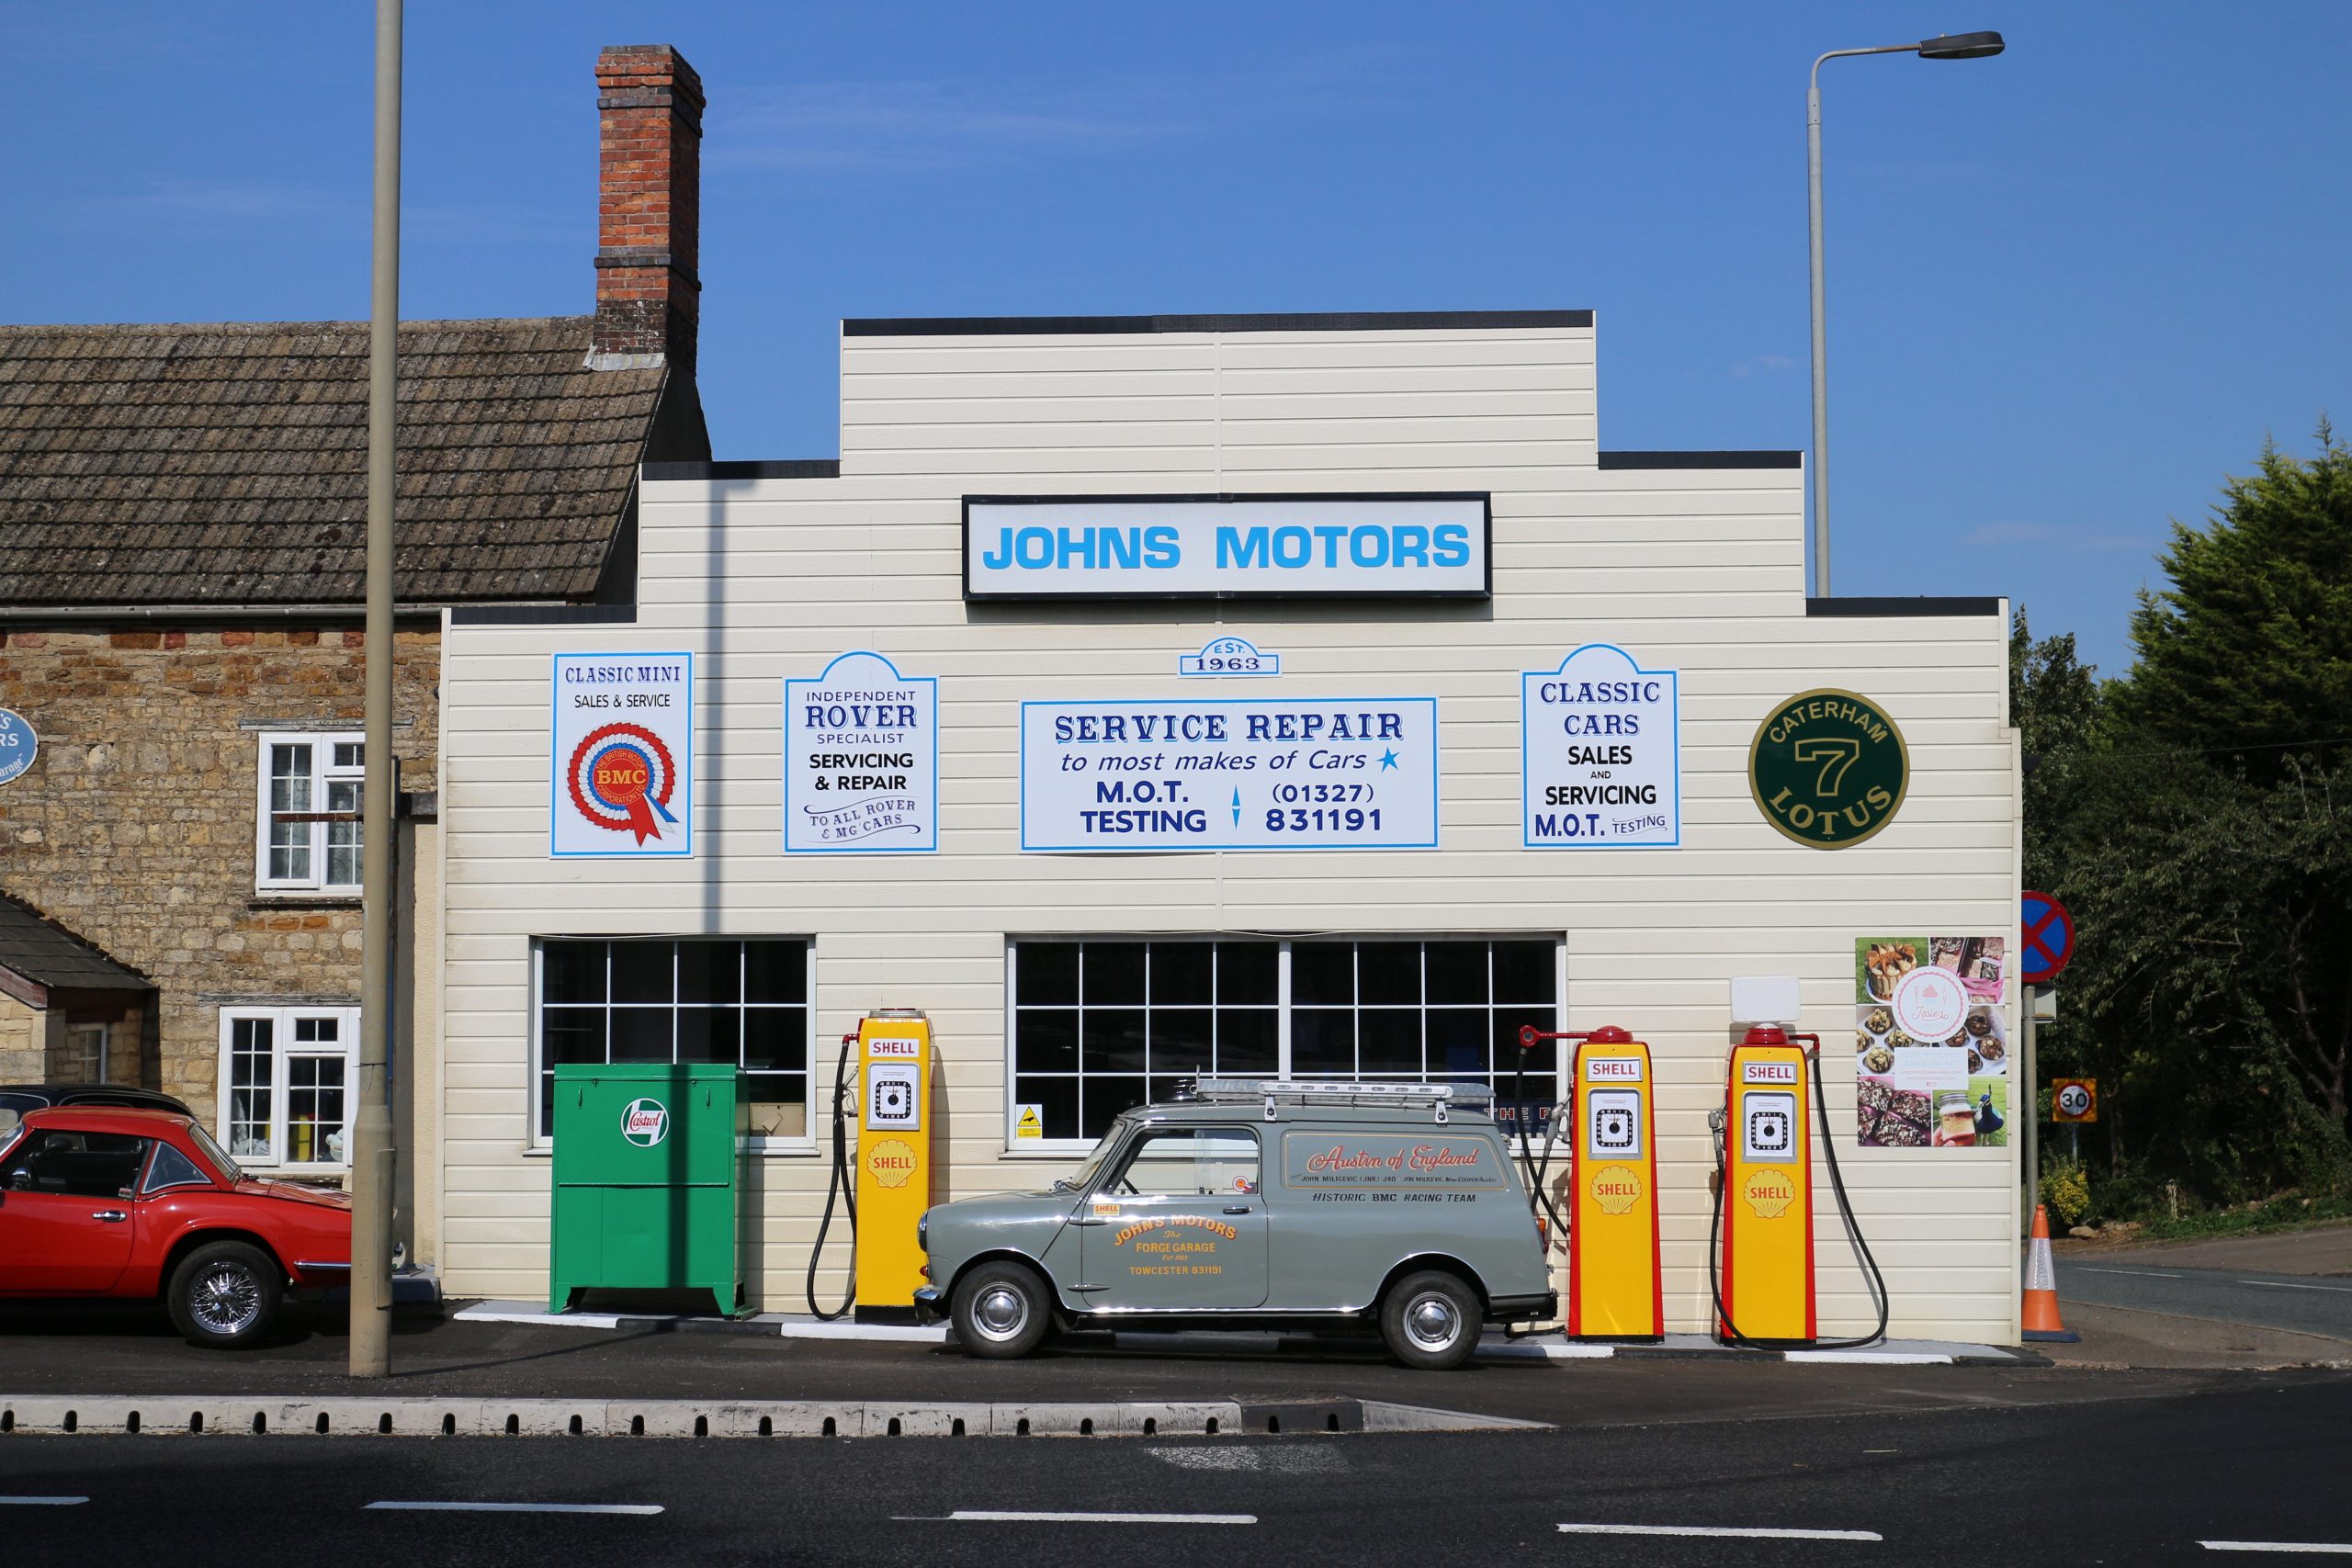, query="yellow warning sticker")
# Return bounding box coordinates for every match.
[1014,1103,1044,1140]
